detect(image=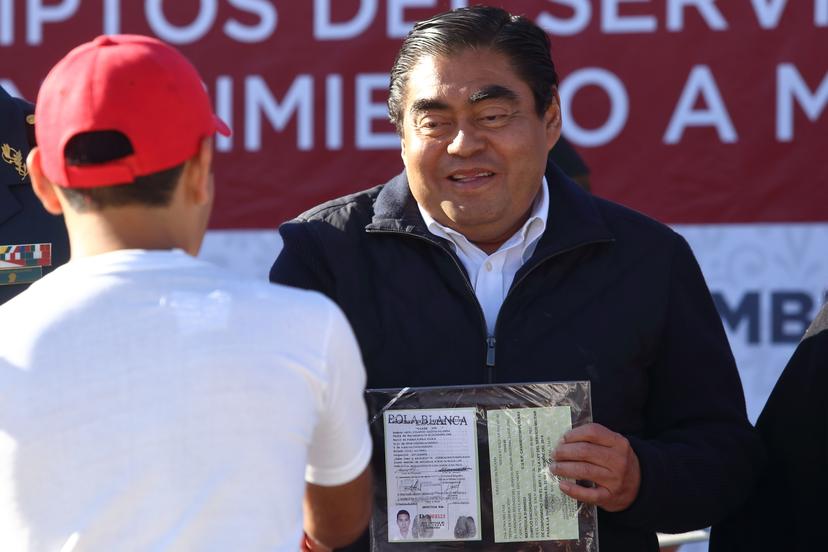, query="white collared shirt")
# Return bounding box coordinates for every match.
[418,178,549,335]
